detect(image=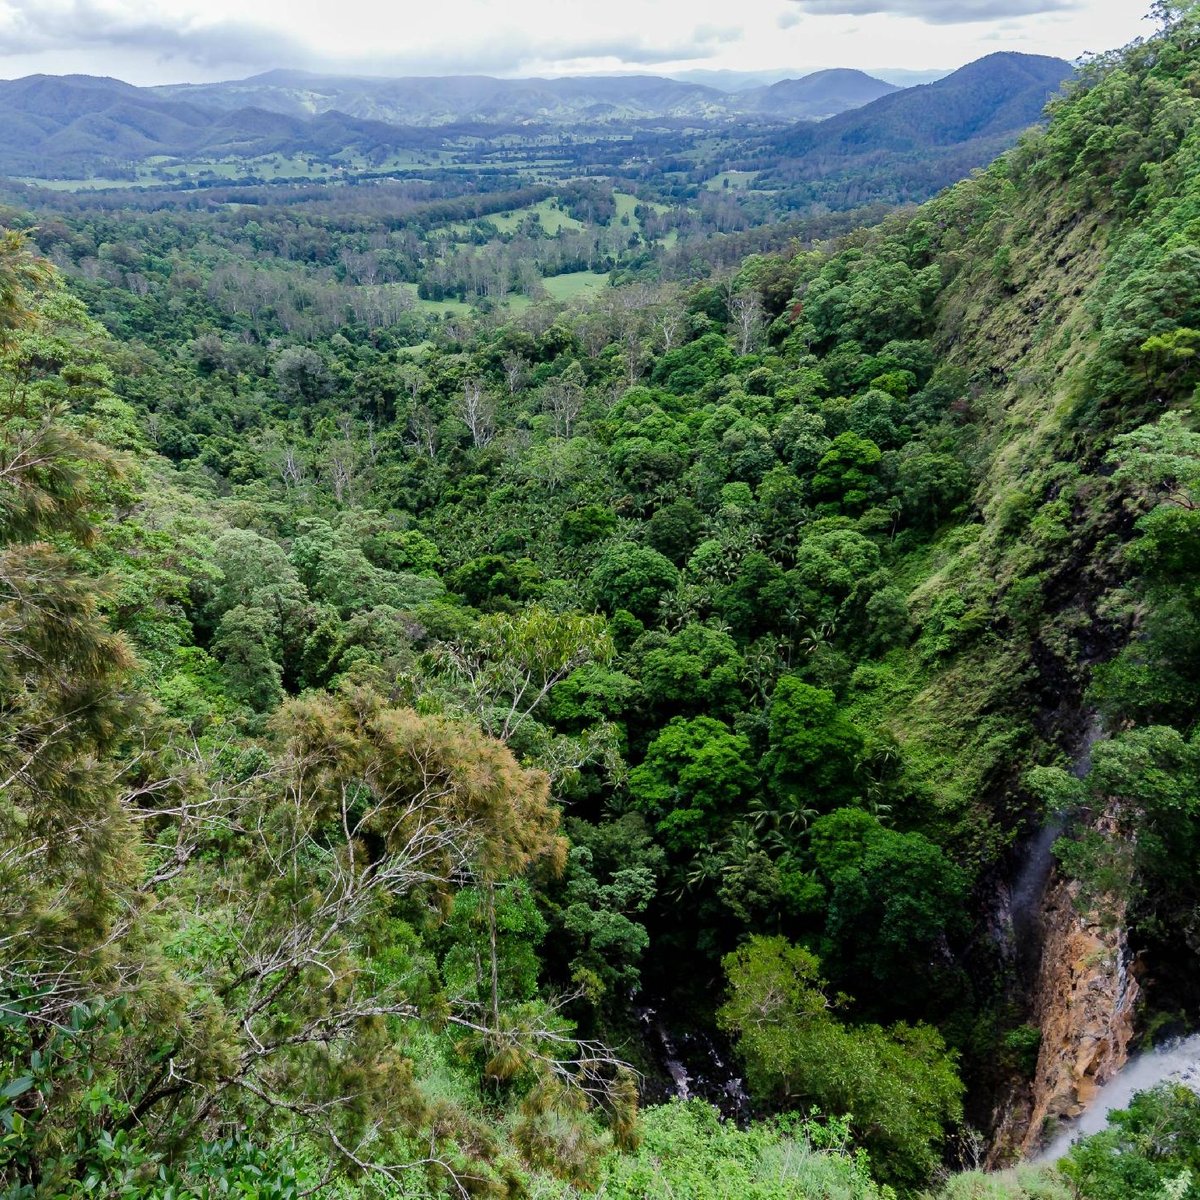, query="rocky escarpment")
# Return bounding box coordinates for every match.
[989,804,1138,1163]
[1017,873,1137,1154]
